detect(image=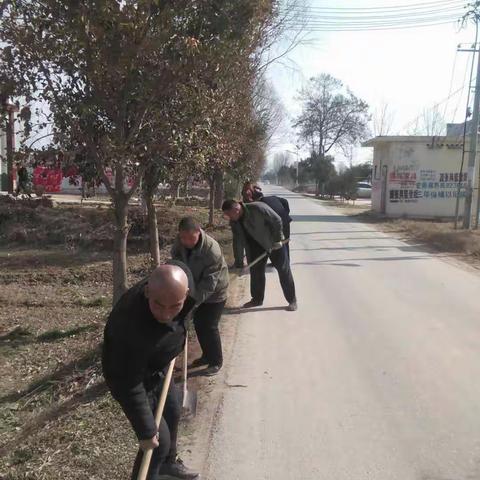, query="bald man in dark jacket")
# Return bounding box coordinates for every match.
[102,265,200,480]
